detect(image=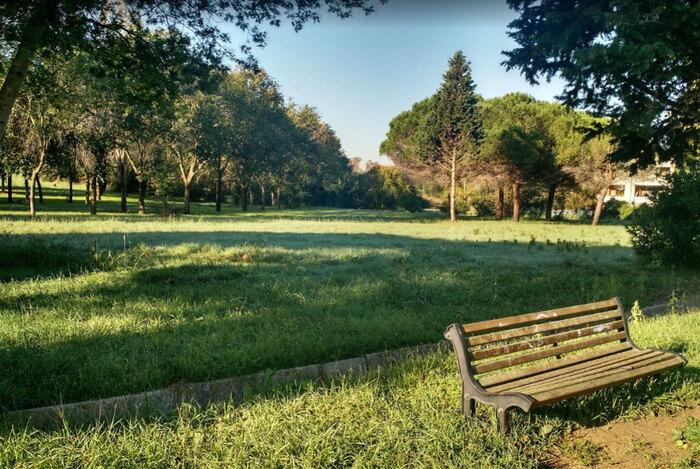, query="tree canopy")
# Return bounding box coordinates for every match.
[503,0,700,169]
